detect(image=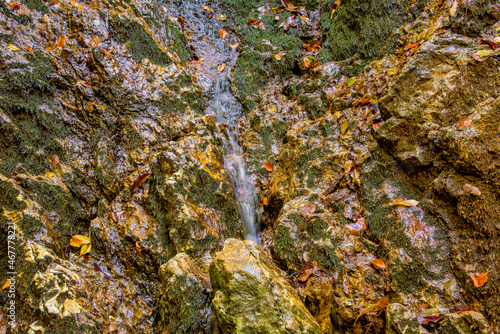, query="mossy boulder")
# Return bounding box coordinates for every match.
[209,238,322,334]
[385,303,429,334]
